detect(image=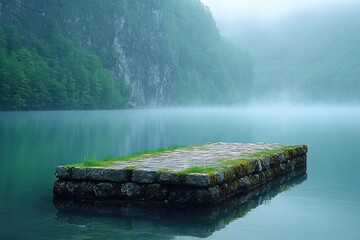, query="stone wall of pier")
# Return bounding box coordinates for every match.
[54,169,307,238]
[53,145,307,206]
